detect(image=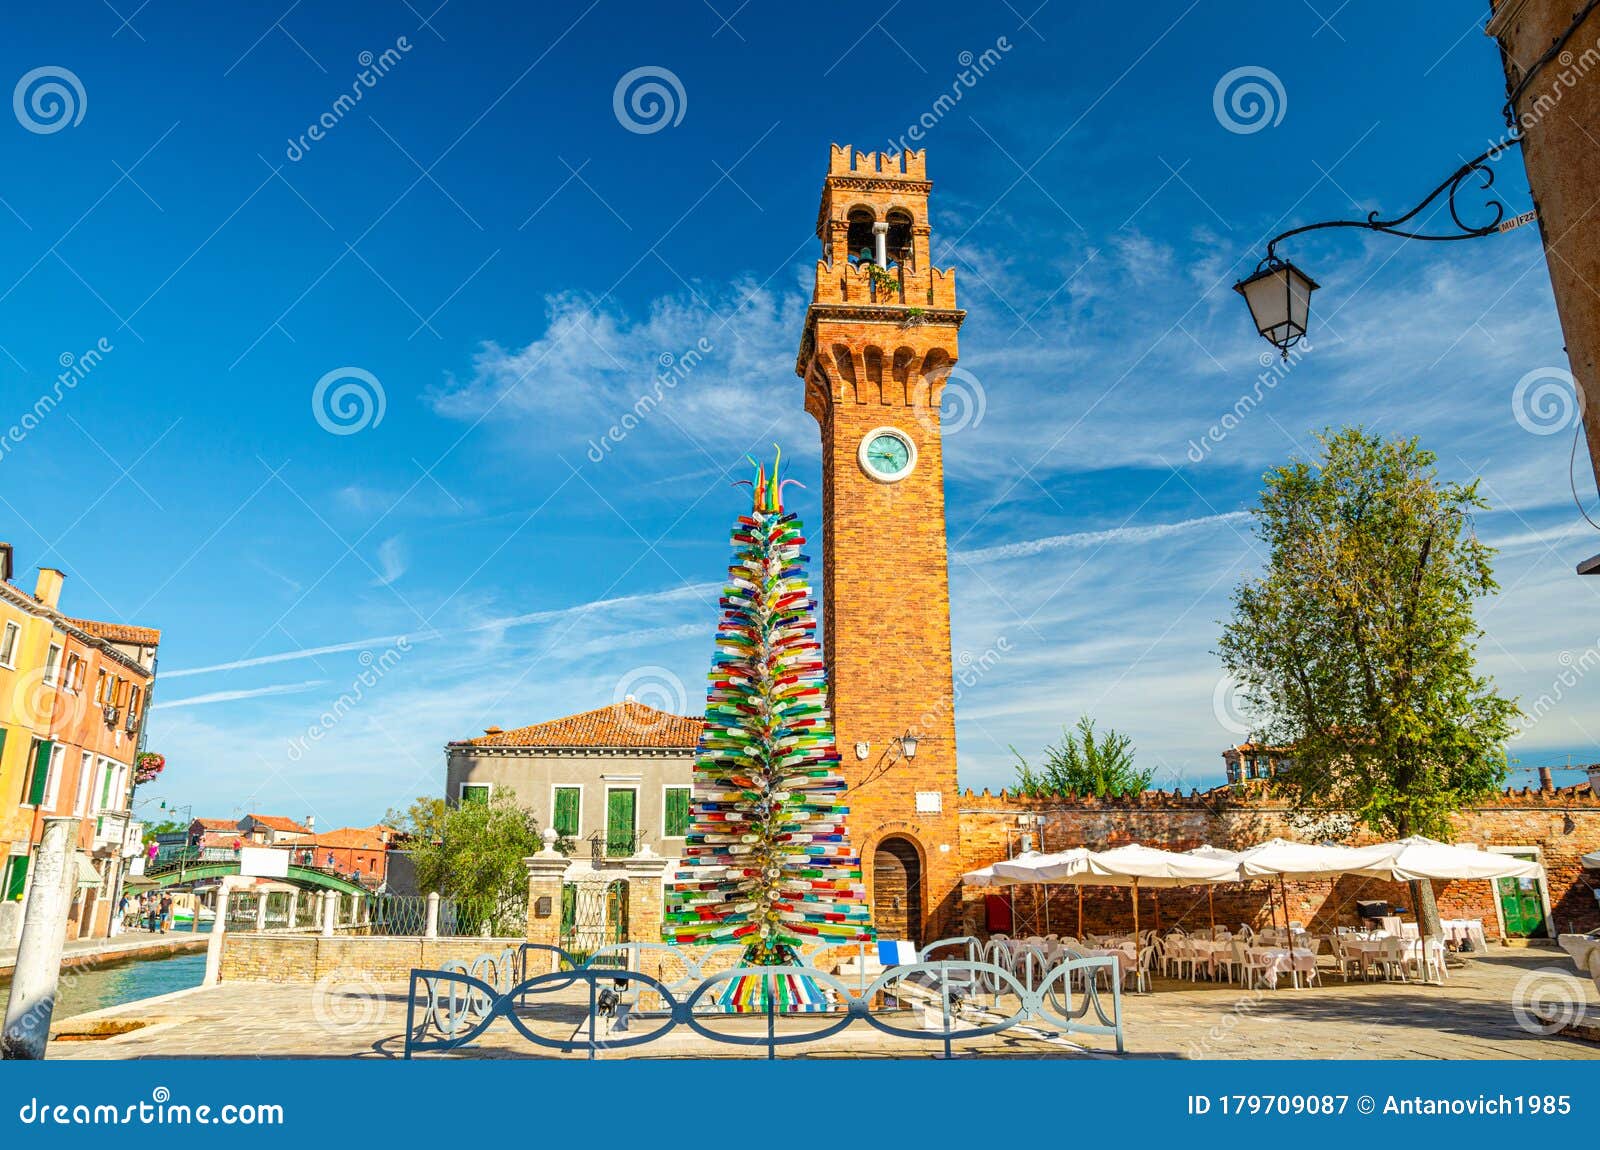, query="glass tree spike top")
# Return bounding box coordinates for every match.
[667,452,872,964]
